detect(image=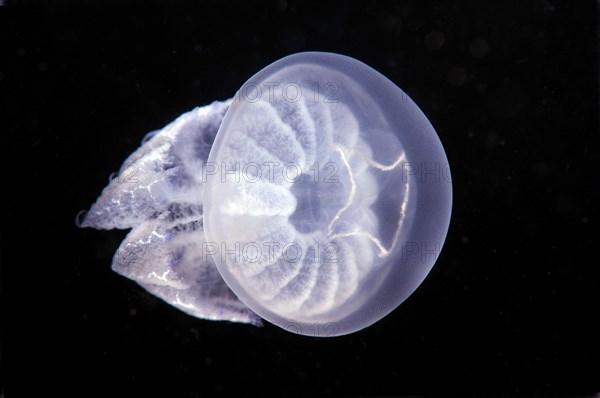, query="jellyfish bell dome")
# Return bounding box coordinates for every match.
[203,52,452,336]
